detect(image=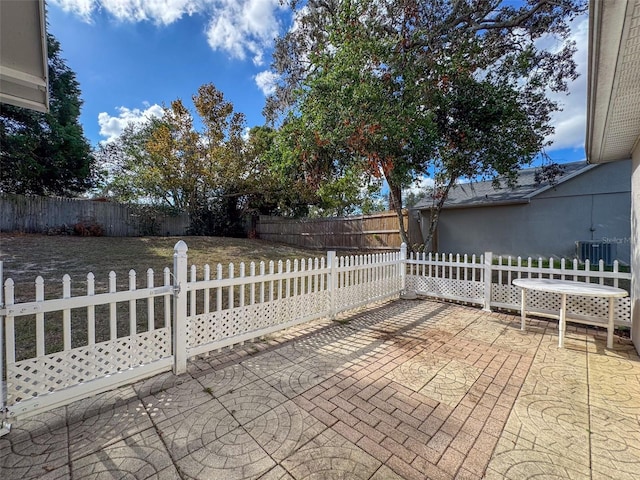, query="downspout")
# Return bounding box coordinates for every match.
[590,194,596,241]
